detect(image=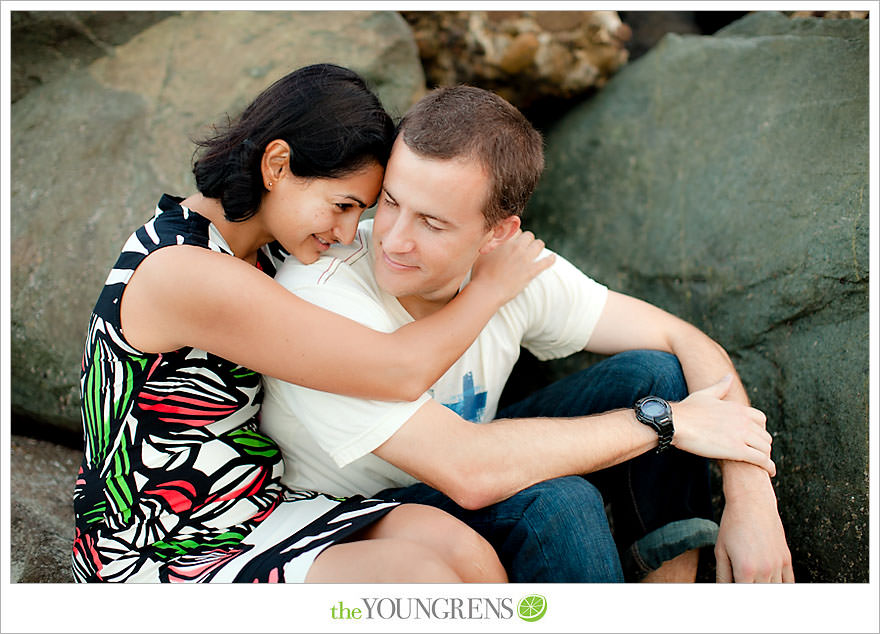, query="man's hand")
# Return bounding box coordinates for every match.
[714,470,795,582]
[671,375,776,476]
[585,290,793,582]
[673,377,793,582]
